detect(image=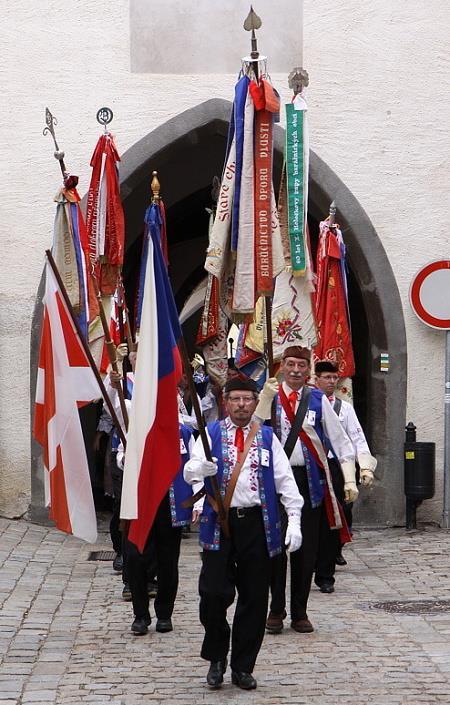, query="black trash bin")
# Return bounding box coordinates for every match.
[404,422,435,529]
